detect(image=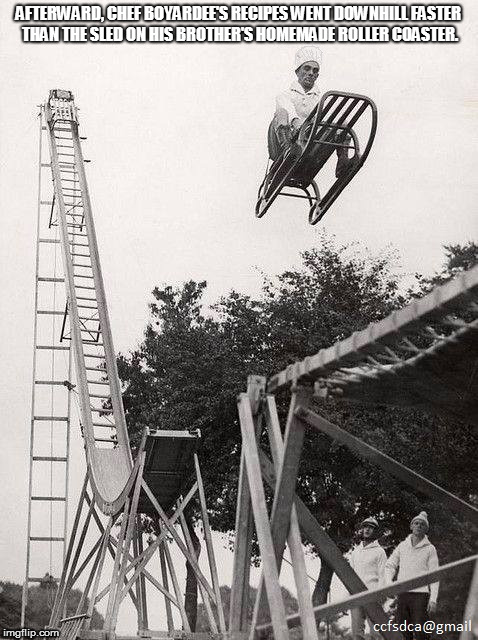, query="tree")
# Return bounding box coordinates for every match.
[0,578,104,628]
[416,241,478,292]
[117,236,477,629]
